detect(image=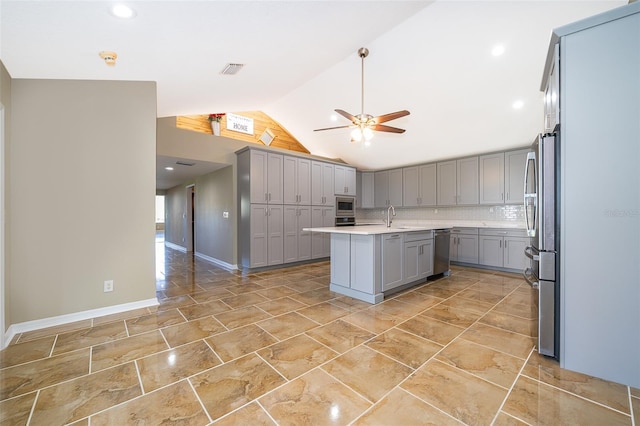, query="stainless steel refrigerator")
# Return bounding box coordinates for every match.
[523,133,559,359]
